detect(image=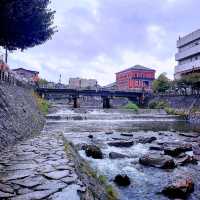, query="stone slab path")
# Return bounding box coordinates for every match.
[0,133,85,200]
